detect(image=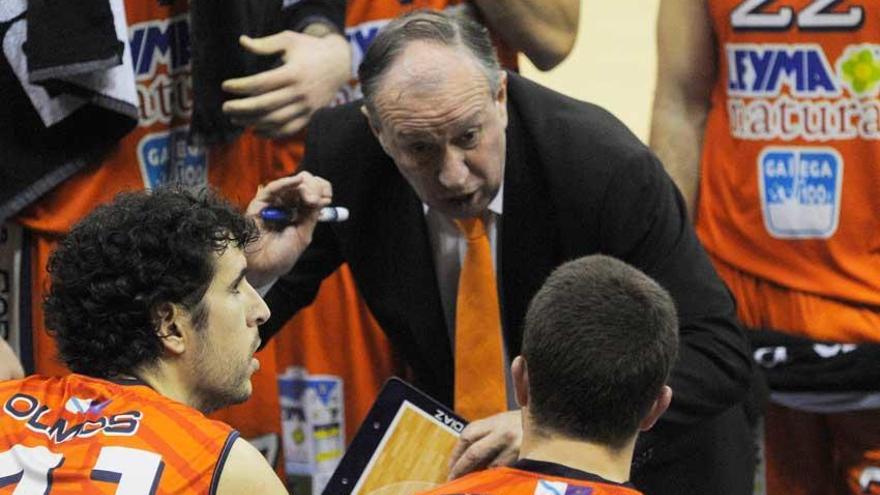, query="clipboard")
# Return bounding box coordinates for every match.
[322,377,468,495]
